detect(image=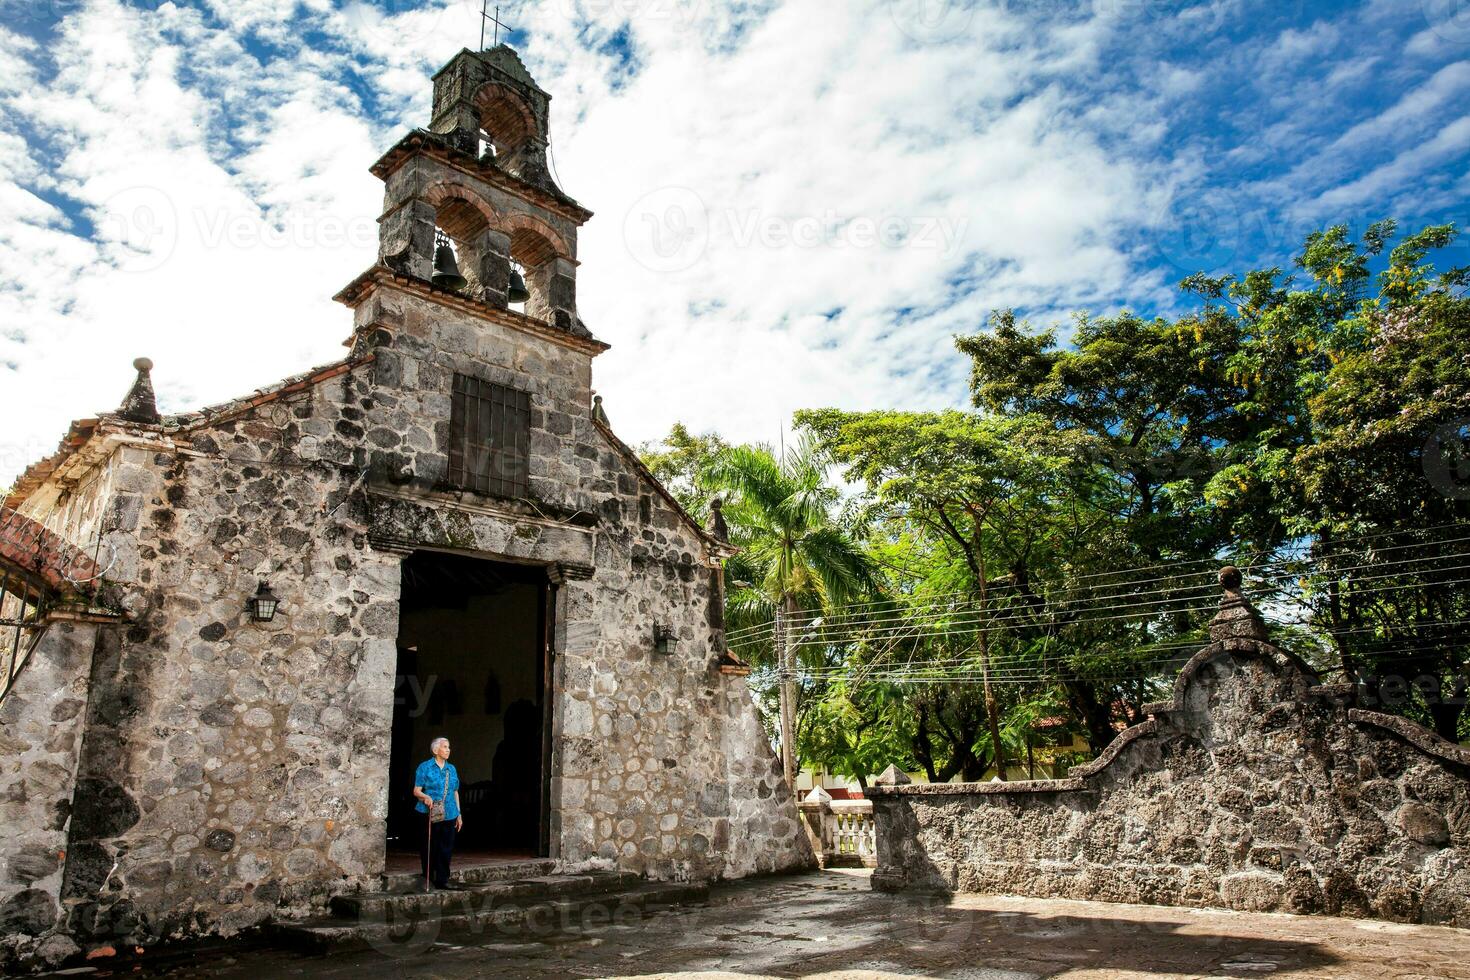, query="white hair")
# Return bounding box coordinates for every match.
[430,736,449,753]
